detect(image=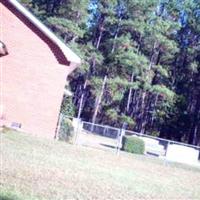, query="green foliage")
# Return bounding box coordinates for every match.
[151,131,160,137]
[120,114,135,128]
[106,77,127,102]
[122,136,145,155]
[68,42,90,72]
[19,0,32,5]
[106,109,118,121]
[90,77,104,96]
[0,193,20,200]
[58,118,74,143]
[188,61,199,74]
[1,126,11,134]
[47,17,84,39]
[61,95,75,117]
[22,0,200,145]
[153,65,169,78]
[151,85,175,101]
